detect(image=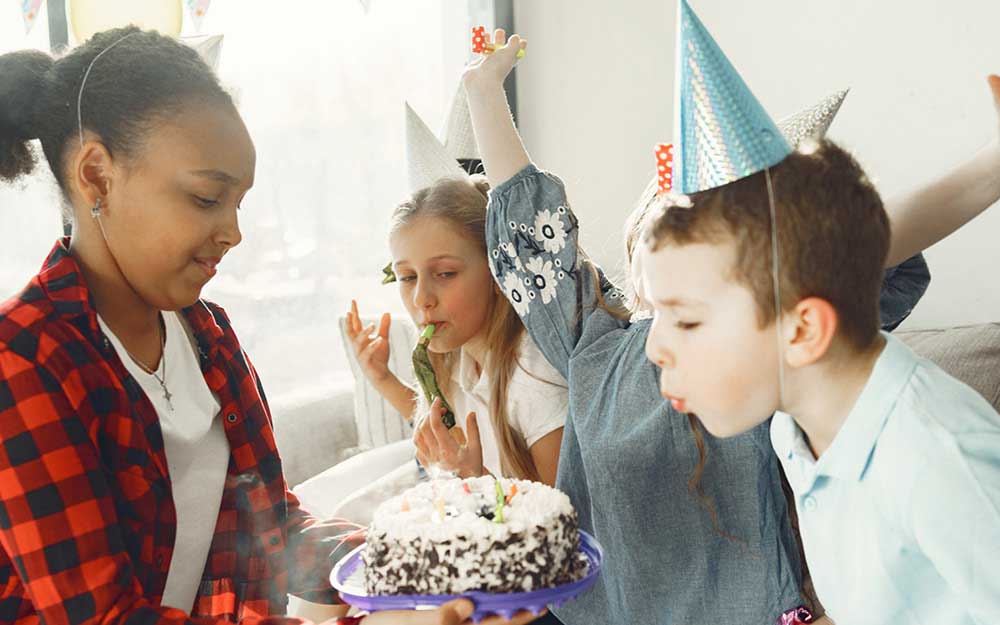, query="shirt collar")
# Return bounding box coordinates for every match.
[455,346,489,399]
[37,238,224,359]
[773,332,917,483]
